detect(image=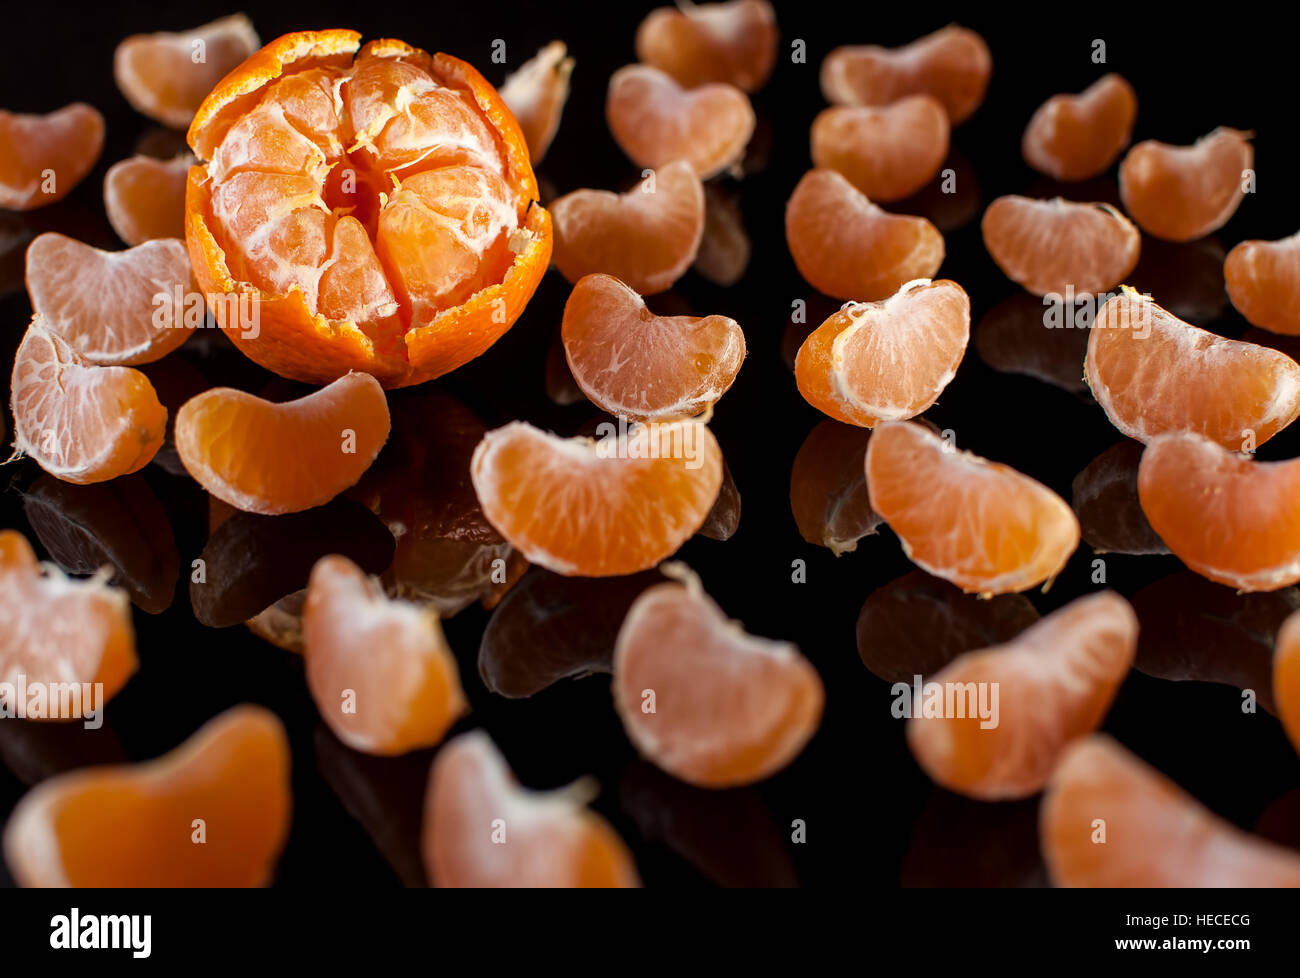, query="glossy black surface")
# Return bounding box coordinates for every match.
[1,1,1299,888]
